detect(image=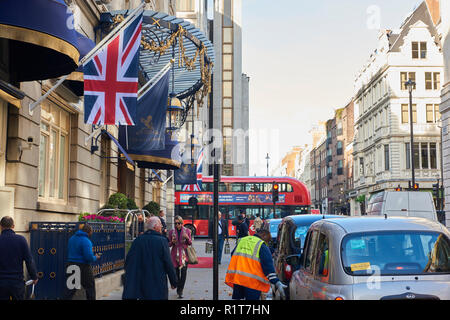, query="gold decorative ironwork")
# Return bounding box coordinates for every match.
[113,14,213,108]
